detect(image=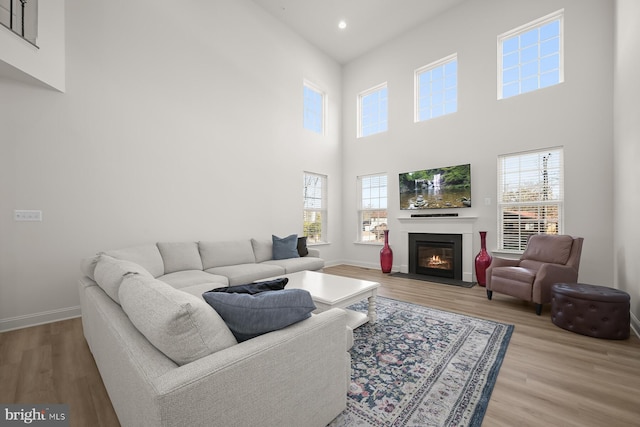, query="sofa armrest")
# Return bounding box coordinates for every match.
[307,247,320,257]
[151,308,349,427]
[486,257,520,289]
[532,264,579,304]
[489,257,520,268]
